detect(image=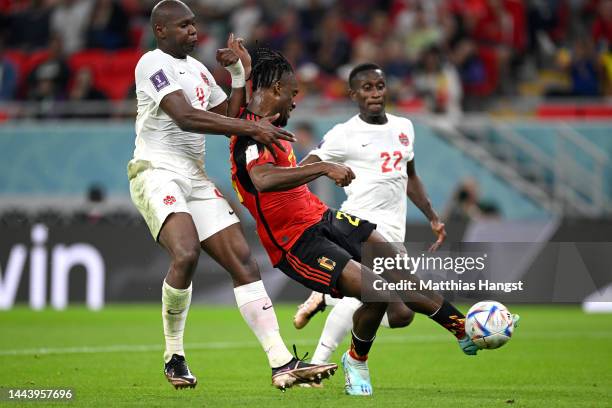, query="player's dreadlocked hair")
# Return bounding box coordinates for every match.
[251,48,294,92]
